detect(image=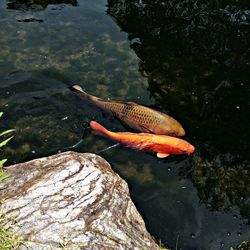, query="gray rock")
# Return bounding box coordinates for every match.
[0,151,158,250]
